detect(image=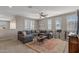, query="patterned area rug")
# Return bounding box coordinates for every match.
[25,39,68,53]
